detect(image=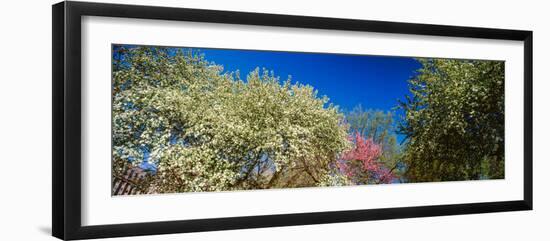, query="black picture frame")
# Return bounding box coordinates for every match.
[52,1,533,240]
